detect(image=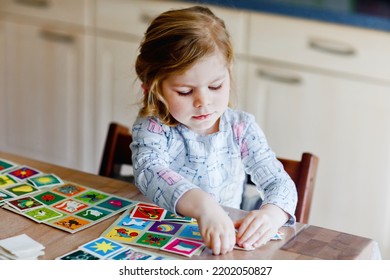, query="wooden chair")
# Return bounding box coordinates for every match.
[99,122,319,223]
[99,122,134,183]
[242,152,319,224]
